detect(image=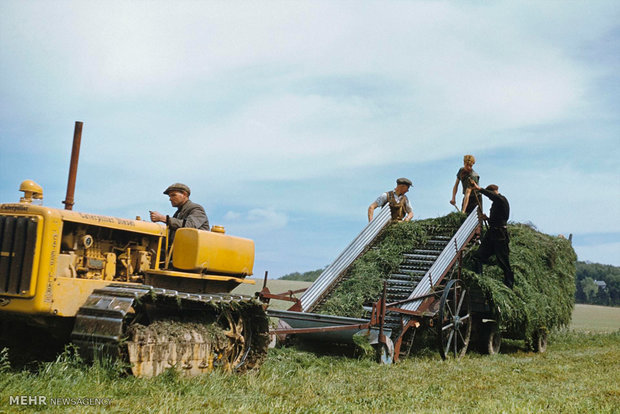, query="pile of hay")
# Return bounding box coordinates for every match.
[462,223,576,342]
[316,213,576,343]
